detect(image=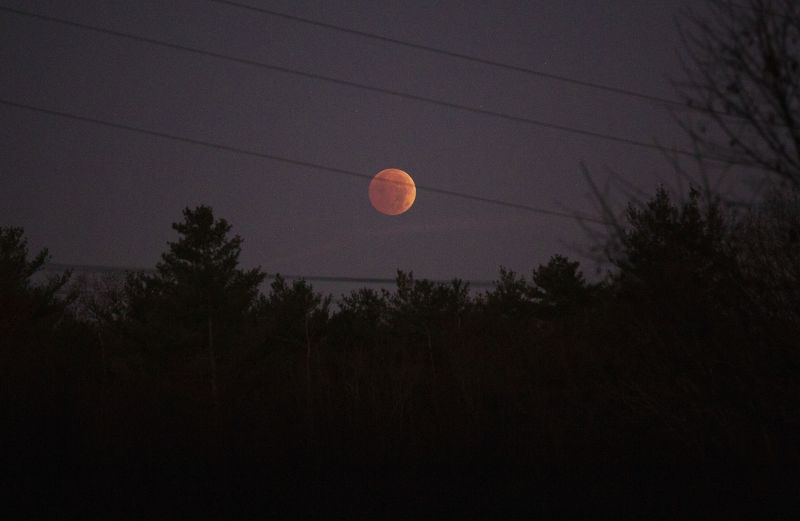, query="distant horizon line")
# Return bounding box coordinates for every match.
[44,262,497,288]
